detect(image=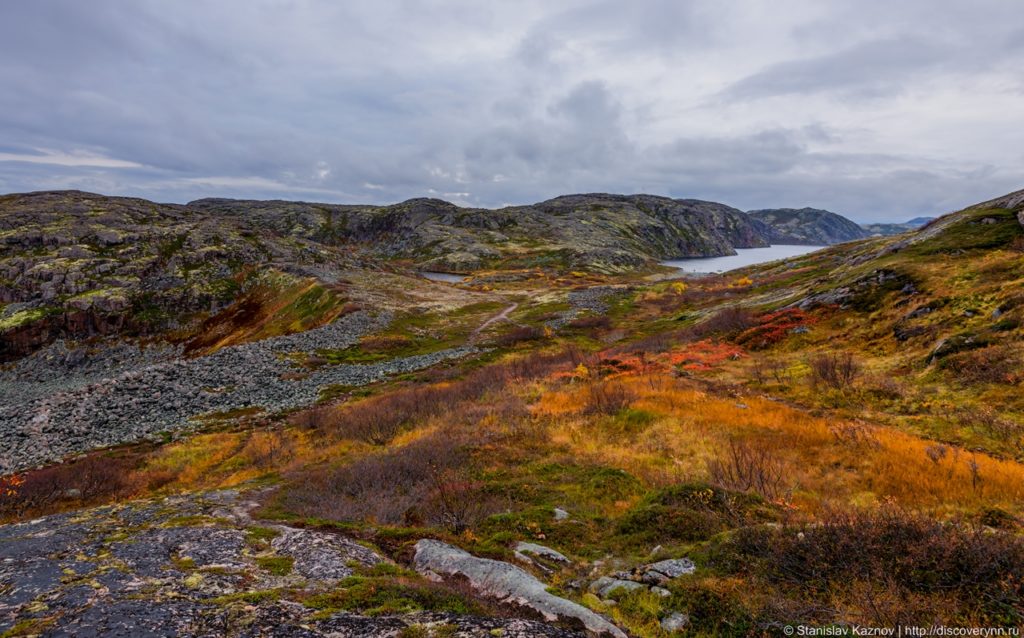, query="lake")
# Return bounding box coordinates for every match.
[661,244,825,275]
[420,271,466,283]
